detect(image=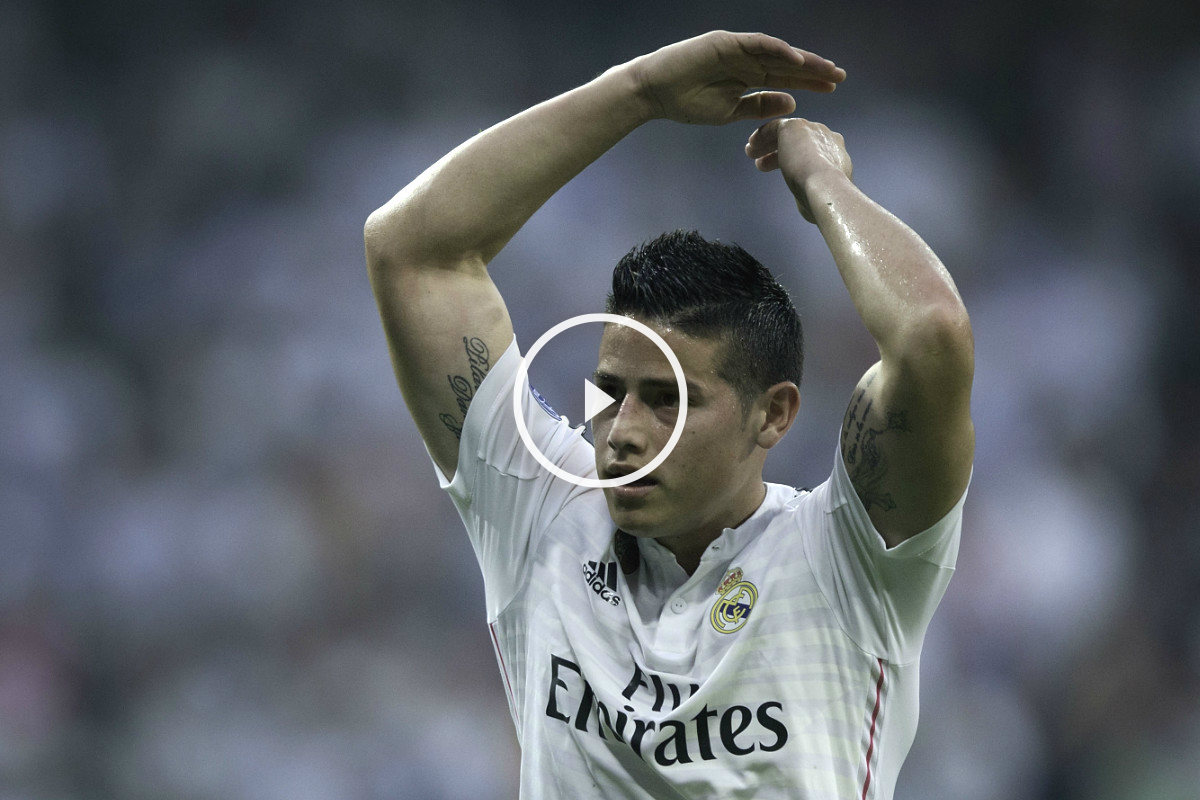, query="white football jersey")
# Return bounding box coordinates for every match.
[426,337,967,800]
